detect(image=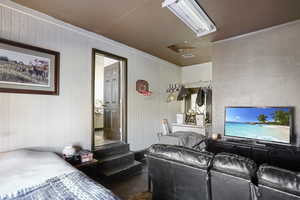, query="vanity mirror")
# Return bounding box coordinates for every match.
[184,87,212,124]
